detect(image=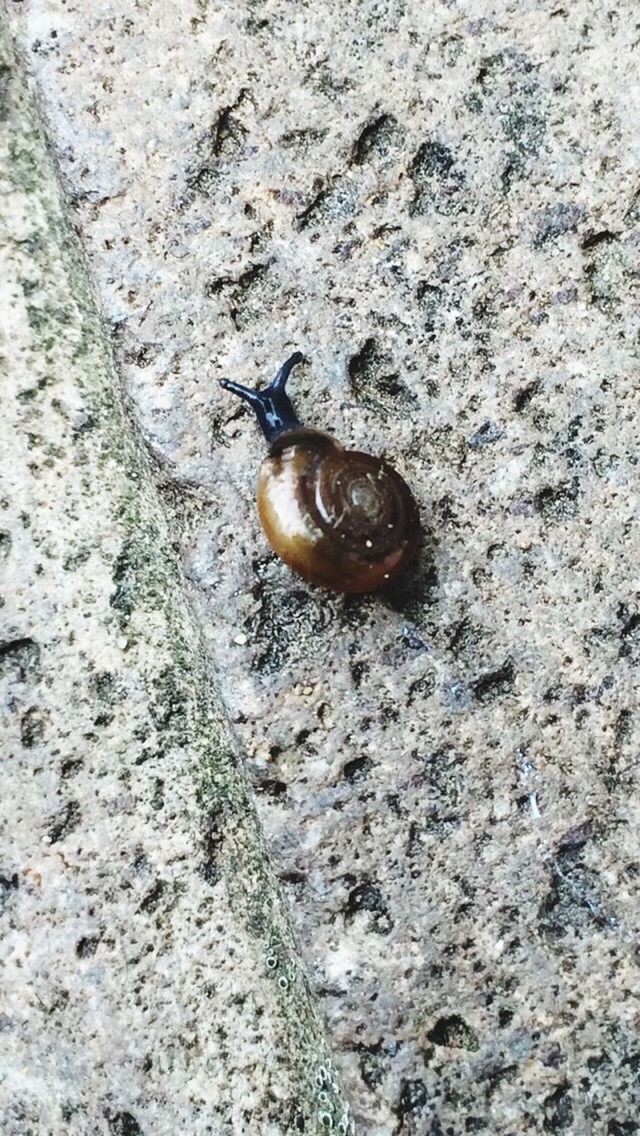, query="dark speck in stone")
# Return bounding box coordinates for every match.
[542,1083,573,1131]
[468,421,504,448]
[48,800,81,844]
[0,872,19,913]
[138,879,166,913]
[397,1077,428,1115]
[535,479,580,521]
[427,1014,480,1050]
[257,778,288,798]
[344,881,393,934]
[342,756,373,782]
[470,659,515,702]
[76,936,100,958]
[107,1113,144,1136]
